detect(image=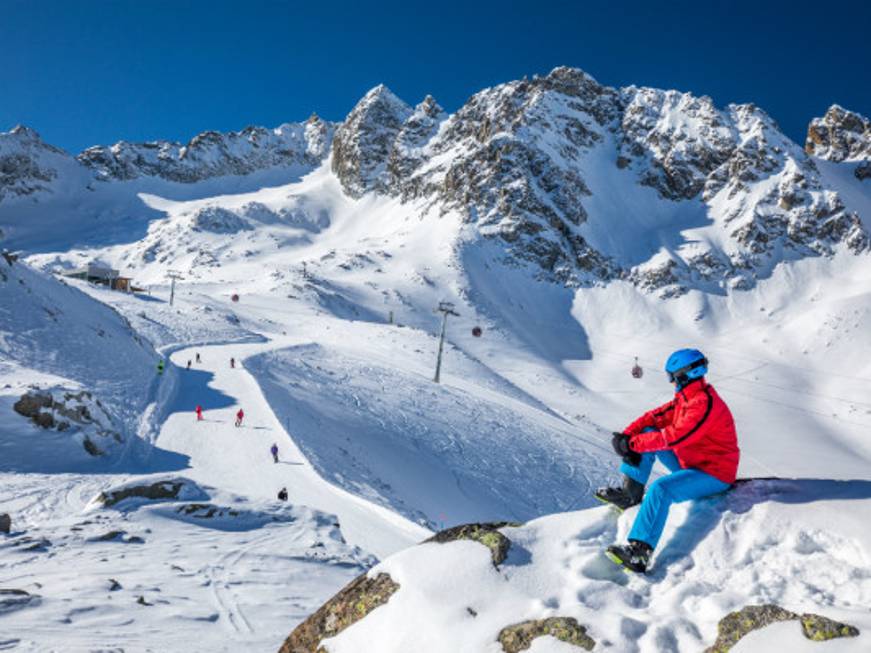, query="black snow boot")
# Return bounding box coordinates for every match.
[594,475,645,512]
[605,539,653,574]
